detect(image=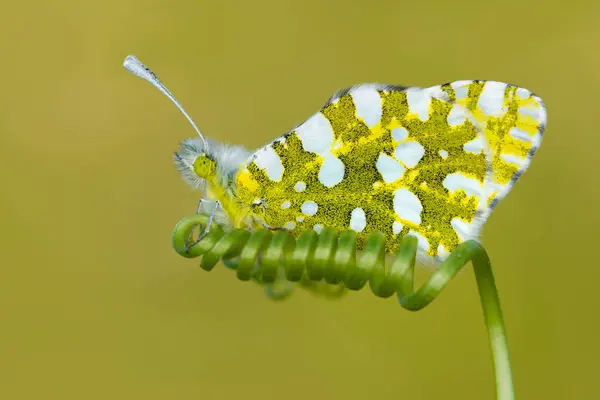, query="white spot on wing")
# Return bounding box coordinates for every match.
[313,224,323,233]
[295,112,334,154]
[425,85,449,101]
[500,153,524,166]
[349,207,367,232]
[518,106,539,119]
[395,141,425,168]
[463,135,486,154]
[301,201,318,216]
[451,80,472,100]
[284,221,296,230]
[253,146,284,181]
[294,181,307,192]
[477,82,507,117]
[392,127,409,142]
[509,127,532,143]
[439,149,449,159]
[406,89,431,120]
[281,201,291,209]
[318,153,345,187]
[392,221,403,234]
[351,86,382,127]
[484,181,504,201]
[443,172,483,197]
[376,153,405,183]
[393,188,422,224]
[437,244,449,258]
[447,106,466,126]
[516,87,530,99]
[451,218,473,242]
[407,231,429,253]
